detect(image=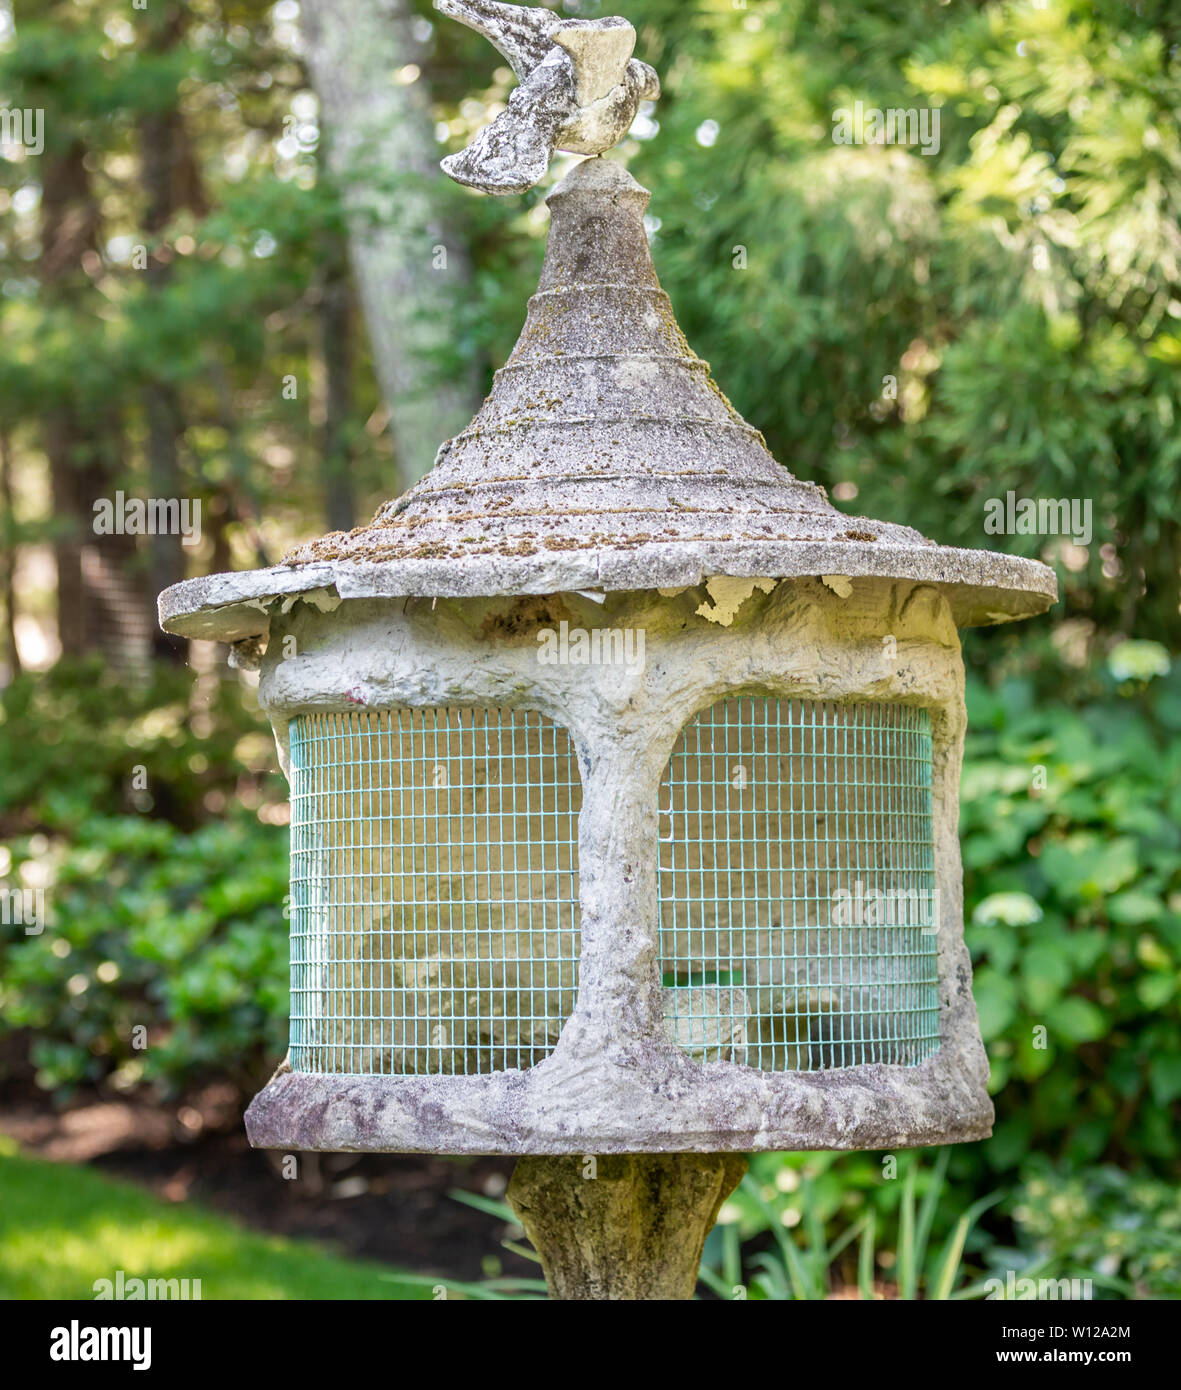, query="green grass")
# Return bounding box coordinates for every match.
[0,1138,430,1300]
